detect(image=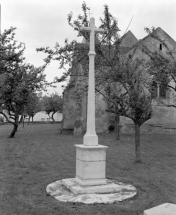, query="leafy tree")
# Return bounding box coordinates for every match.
[119,57,152,162]
[24,93,41,123]
[0,28,47,137]
[96,79,128,140]
[38,2,153,161]
[41,93,63,122]
[96,53,153,162]
[37,2,122,135]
